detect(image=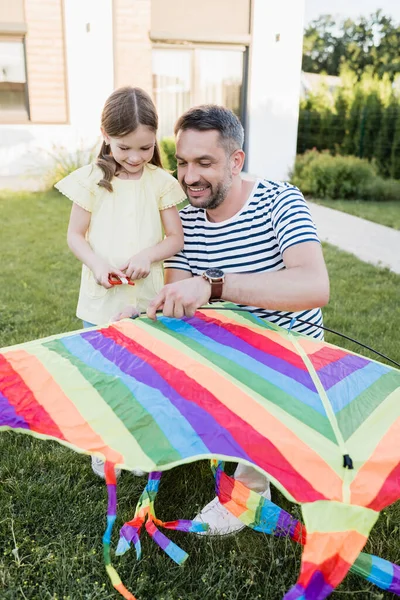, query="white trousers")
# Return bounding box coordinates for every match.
[233,462,269,493]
